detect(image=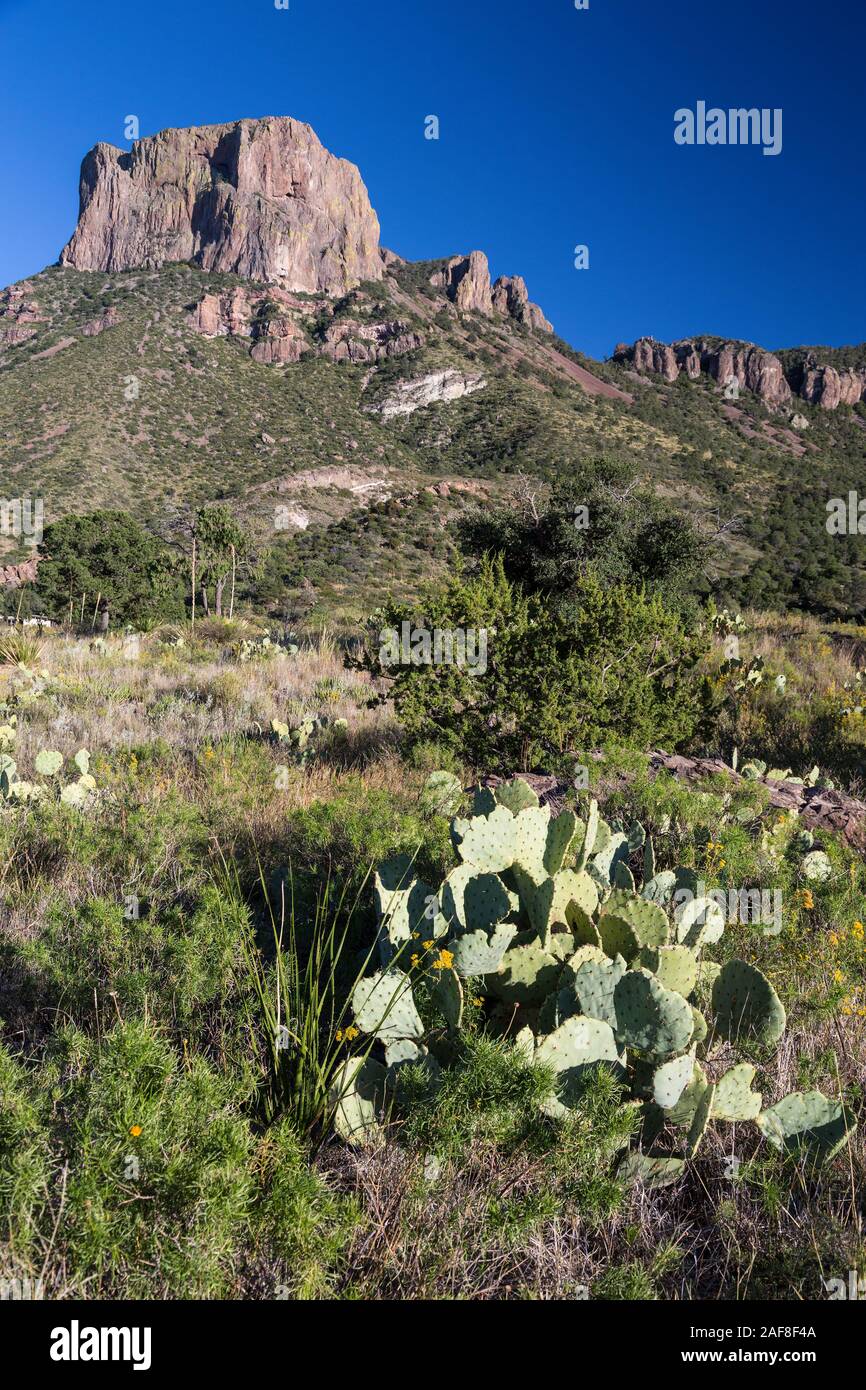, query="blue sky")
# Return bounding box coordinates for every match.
[1,0,862,359]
